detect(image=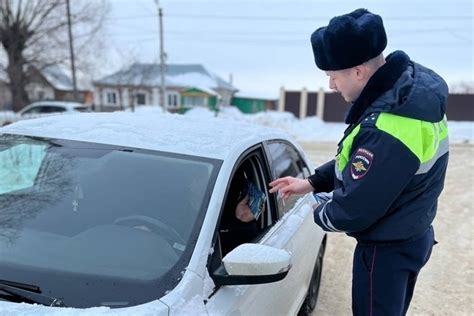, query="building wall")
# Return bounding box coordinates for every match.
[284,91,301,118]
[25,82,55,101]
[180,89,210,108]
[323,93,350,122]
[208,95,217,110]
[446,94,474,121]
[94,85,225,113]
[55,90,91,104]
[281,89,474,122]
[265,100,277,111]
[232,97,266,113]
[0,68,95,111]
[307,92,318,117]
